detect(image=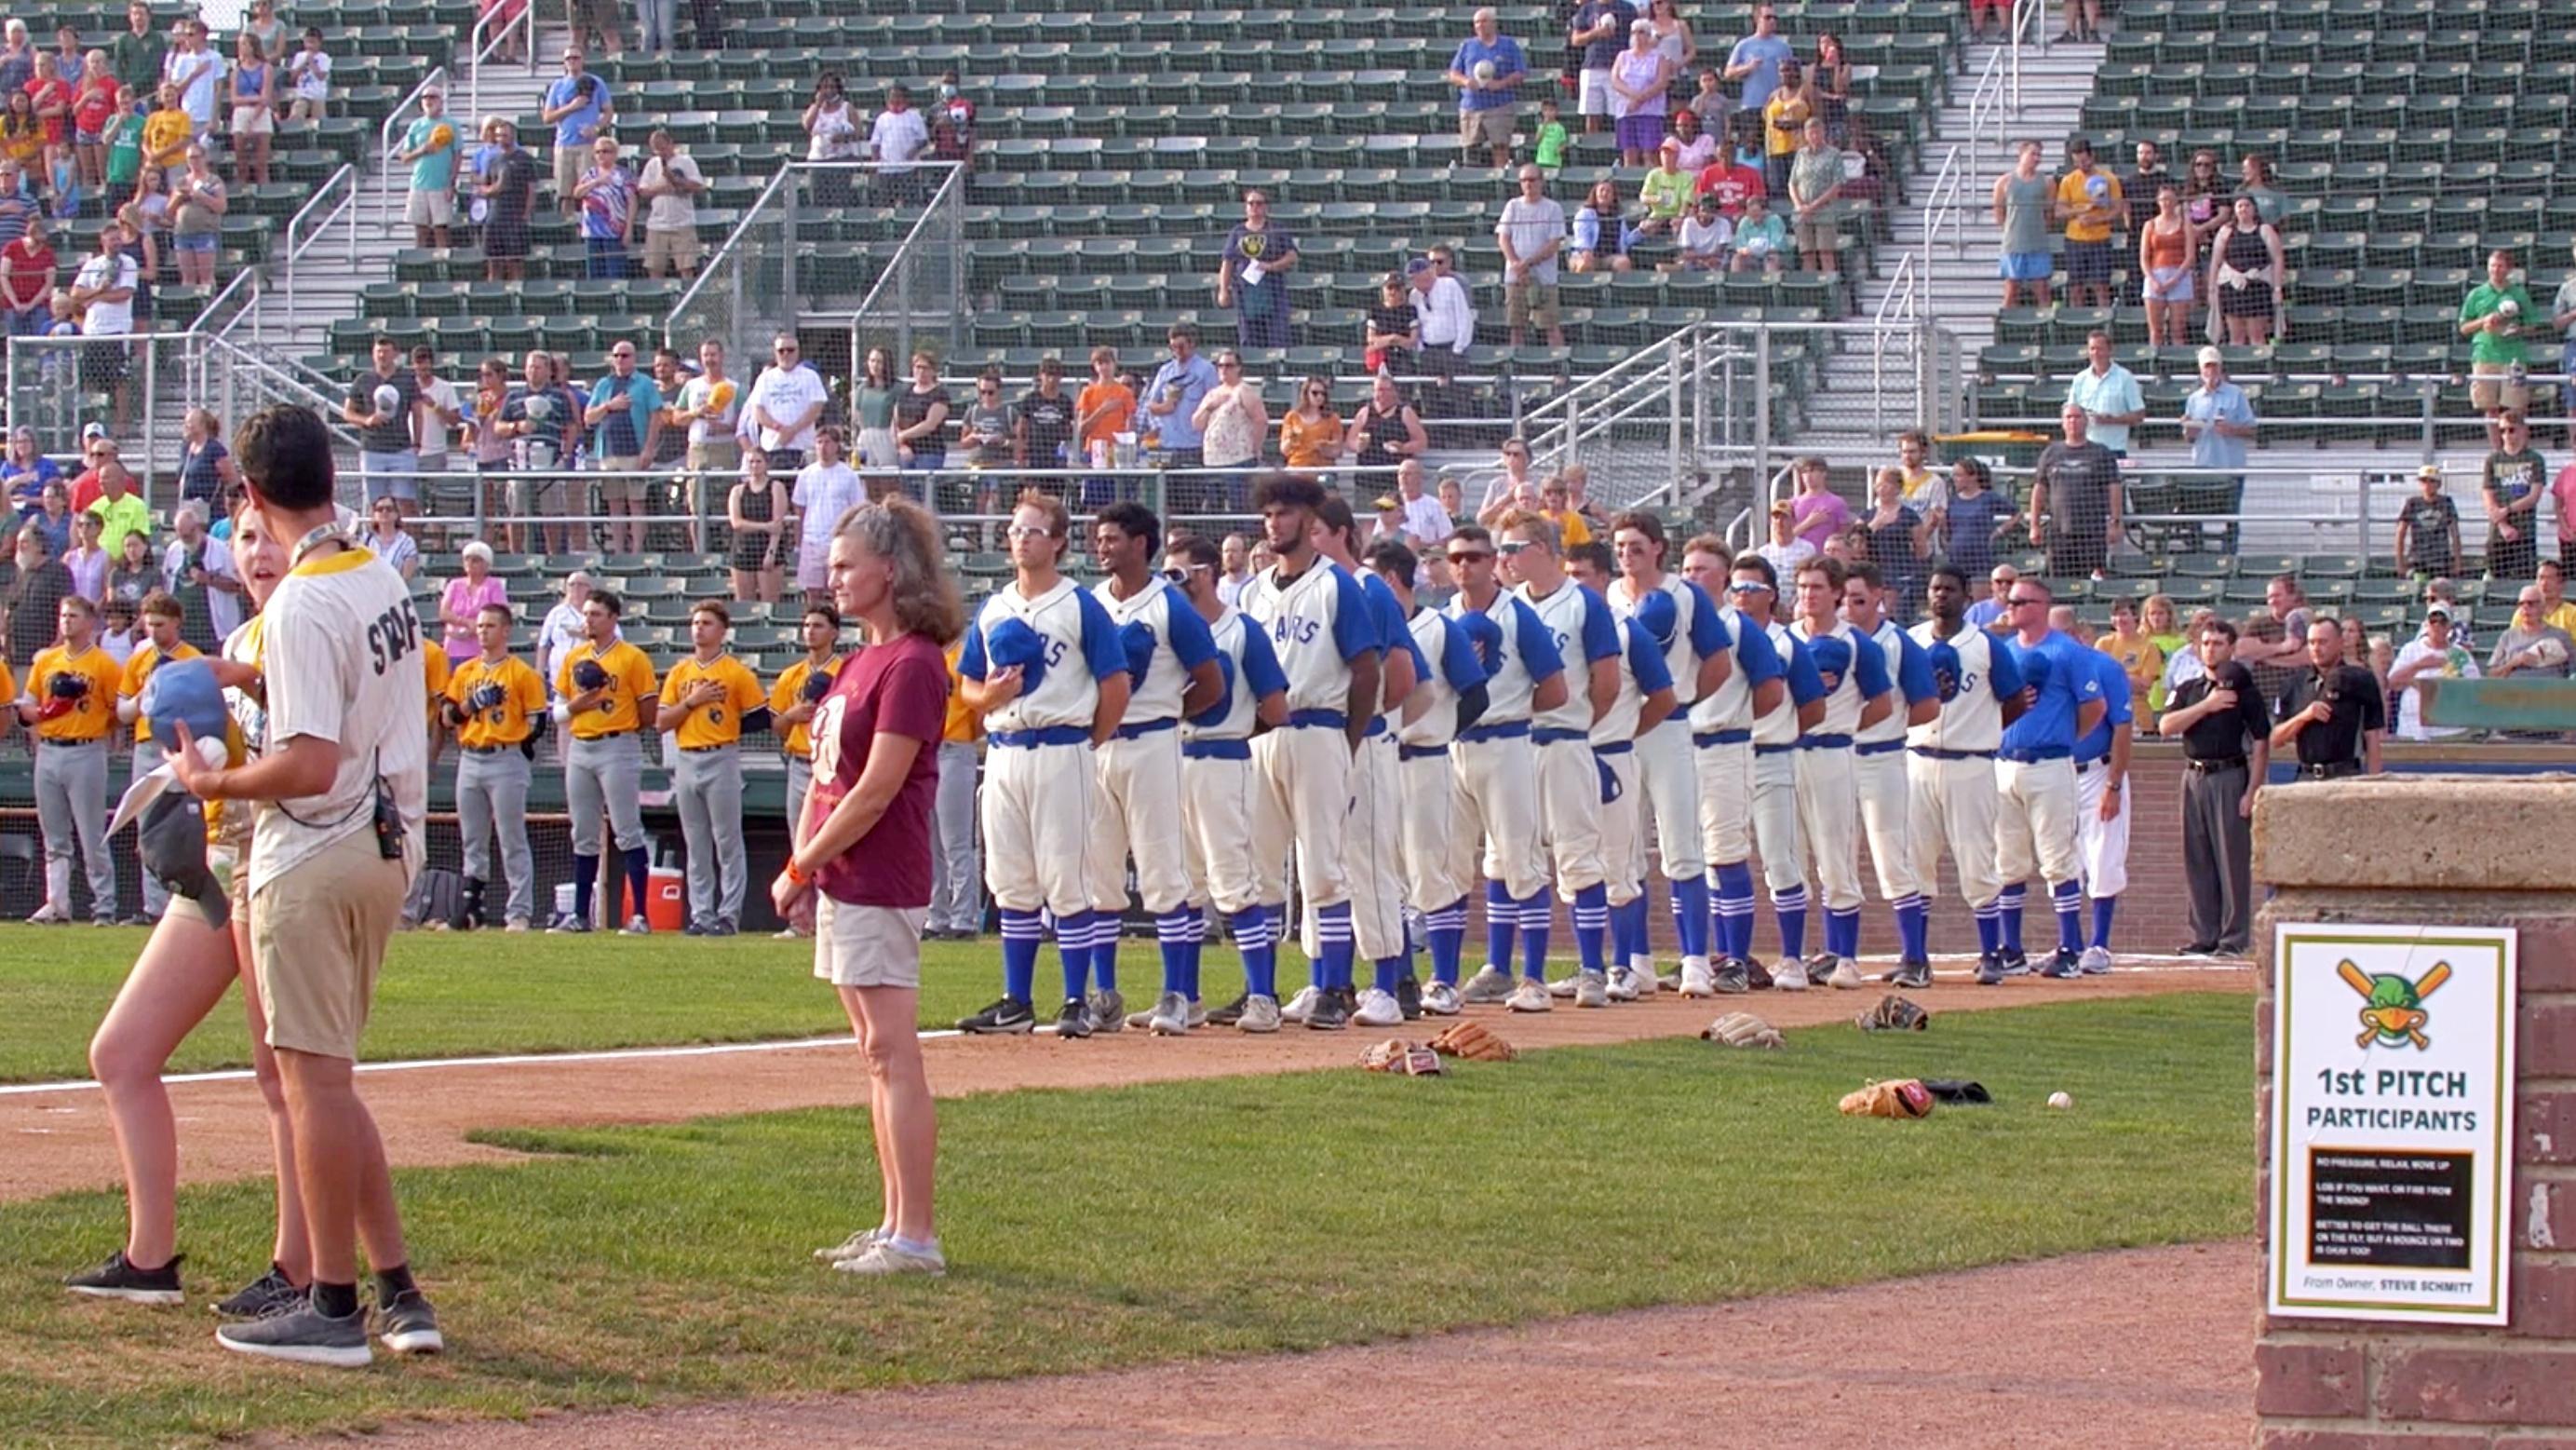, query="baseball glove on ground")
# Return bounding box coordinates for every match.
[1360,1038,1445,1075]
[1840,1078,1935,1118]
[1429,1020,1517,1062]
[1700,1010,1783,1049]
[1856,995,1929,1032]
